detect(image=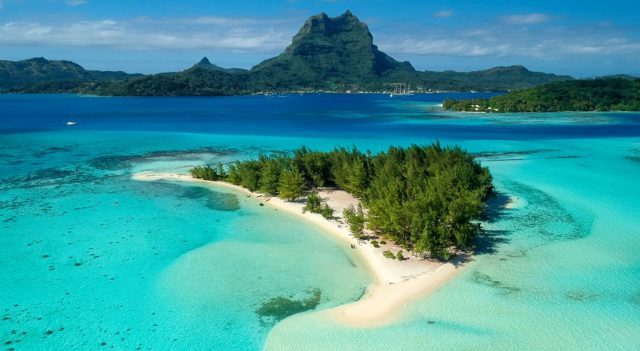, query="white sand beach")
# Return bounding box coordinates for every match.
[131,171,470,327]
